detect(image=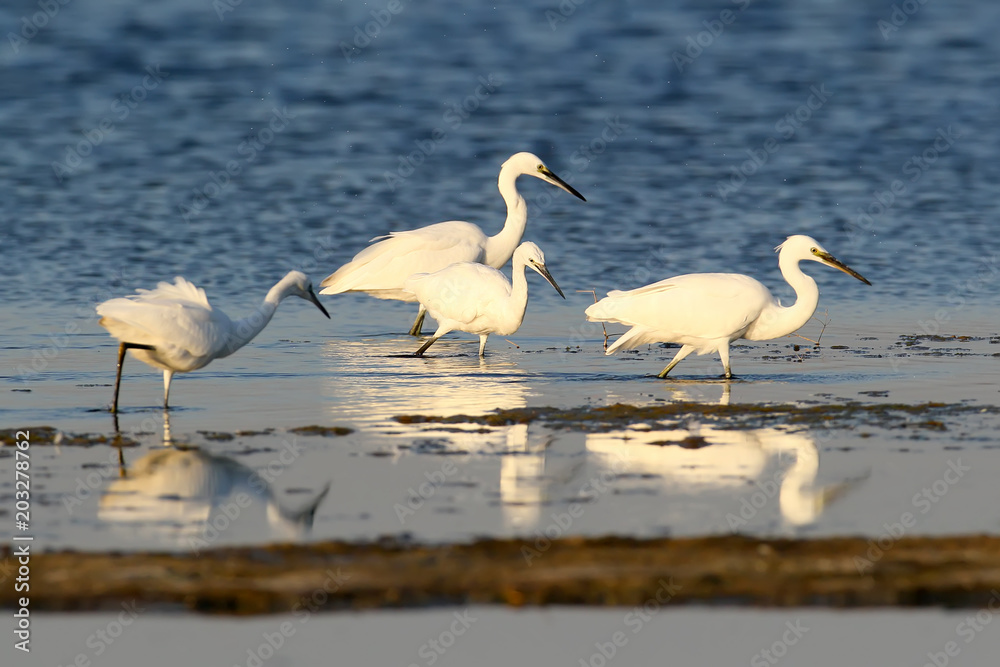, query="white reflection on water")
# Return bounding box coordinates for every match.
[586,424,852,528]
[319,337,529,428]
[100,415,329,548]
